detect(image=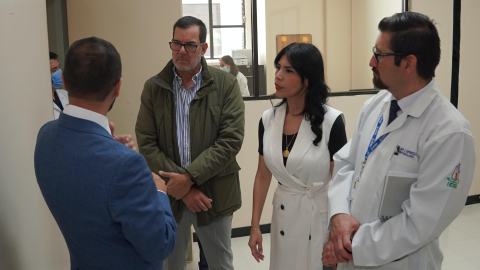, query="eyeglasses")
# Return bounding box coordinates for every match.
[372,46,406,63]
[169,40,204,53]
